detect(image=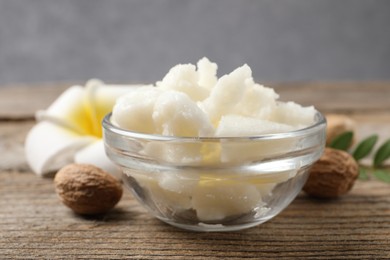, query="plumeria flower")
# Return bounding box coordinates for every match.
[25,79,143,178]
